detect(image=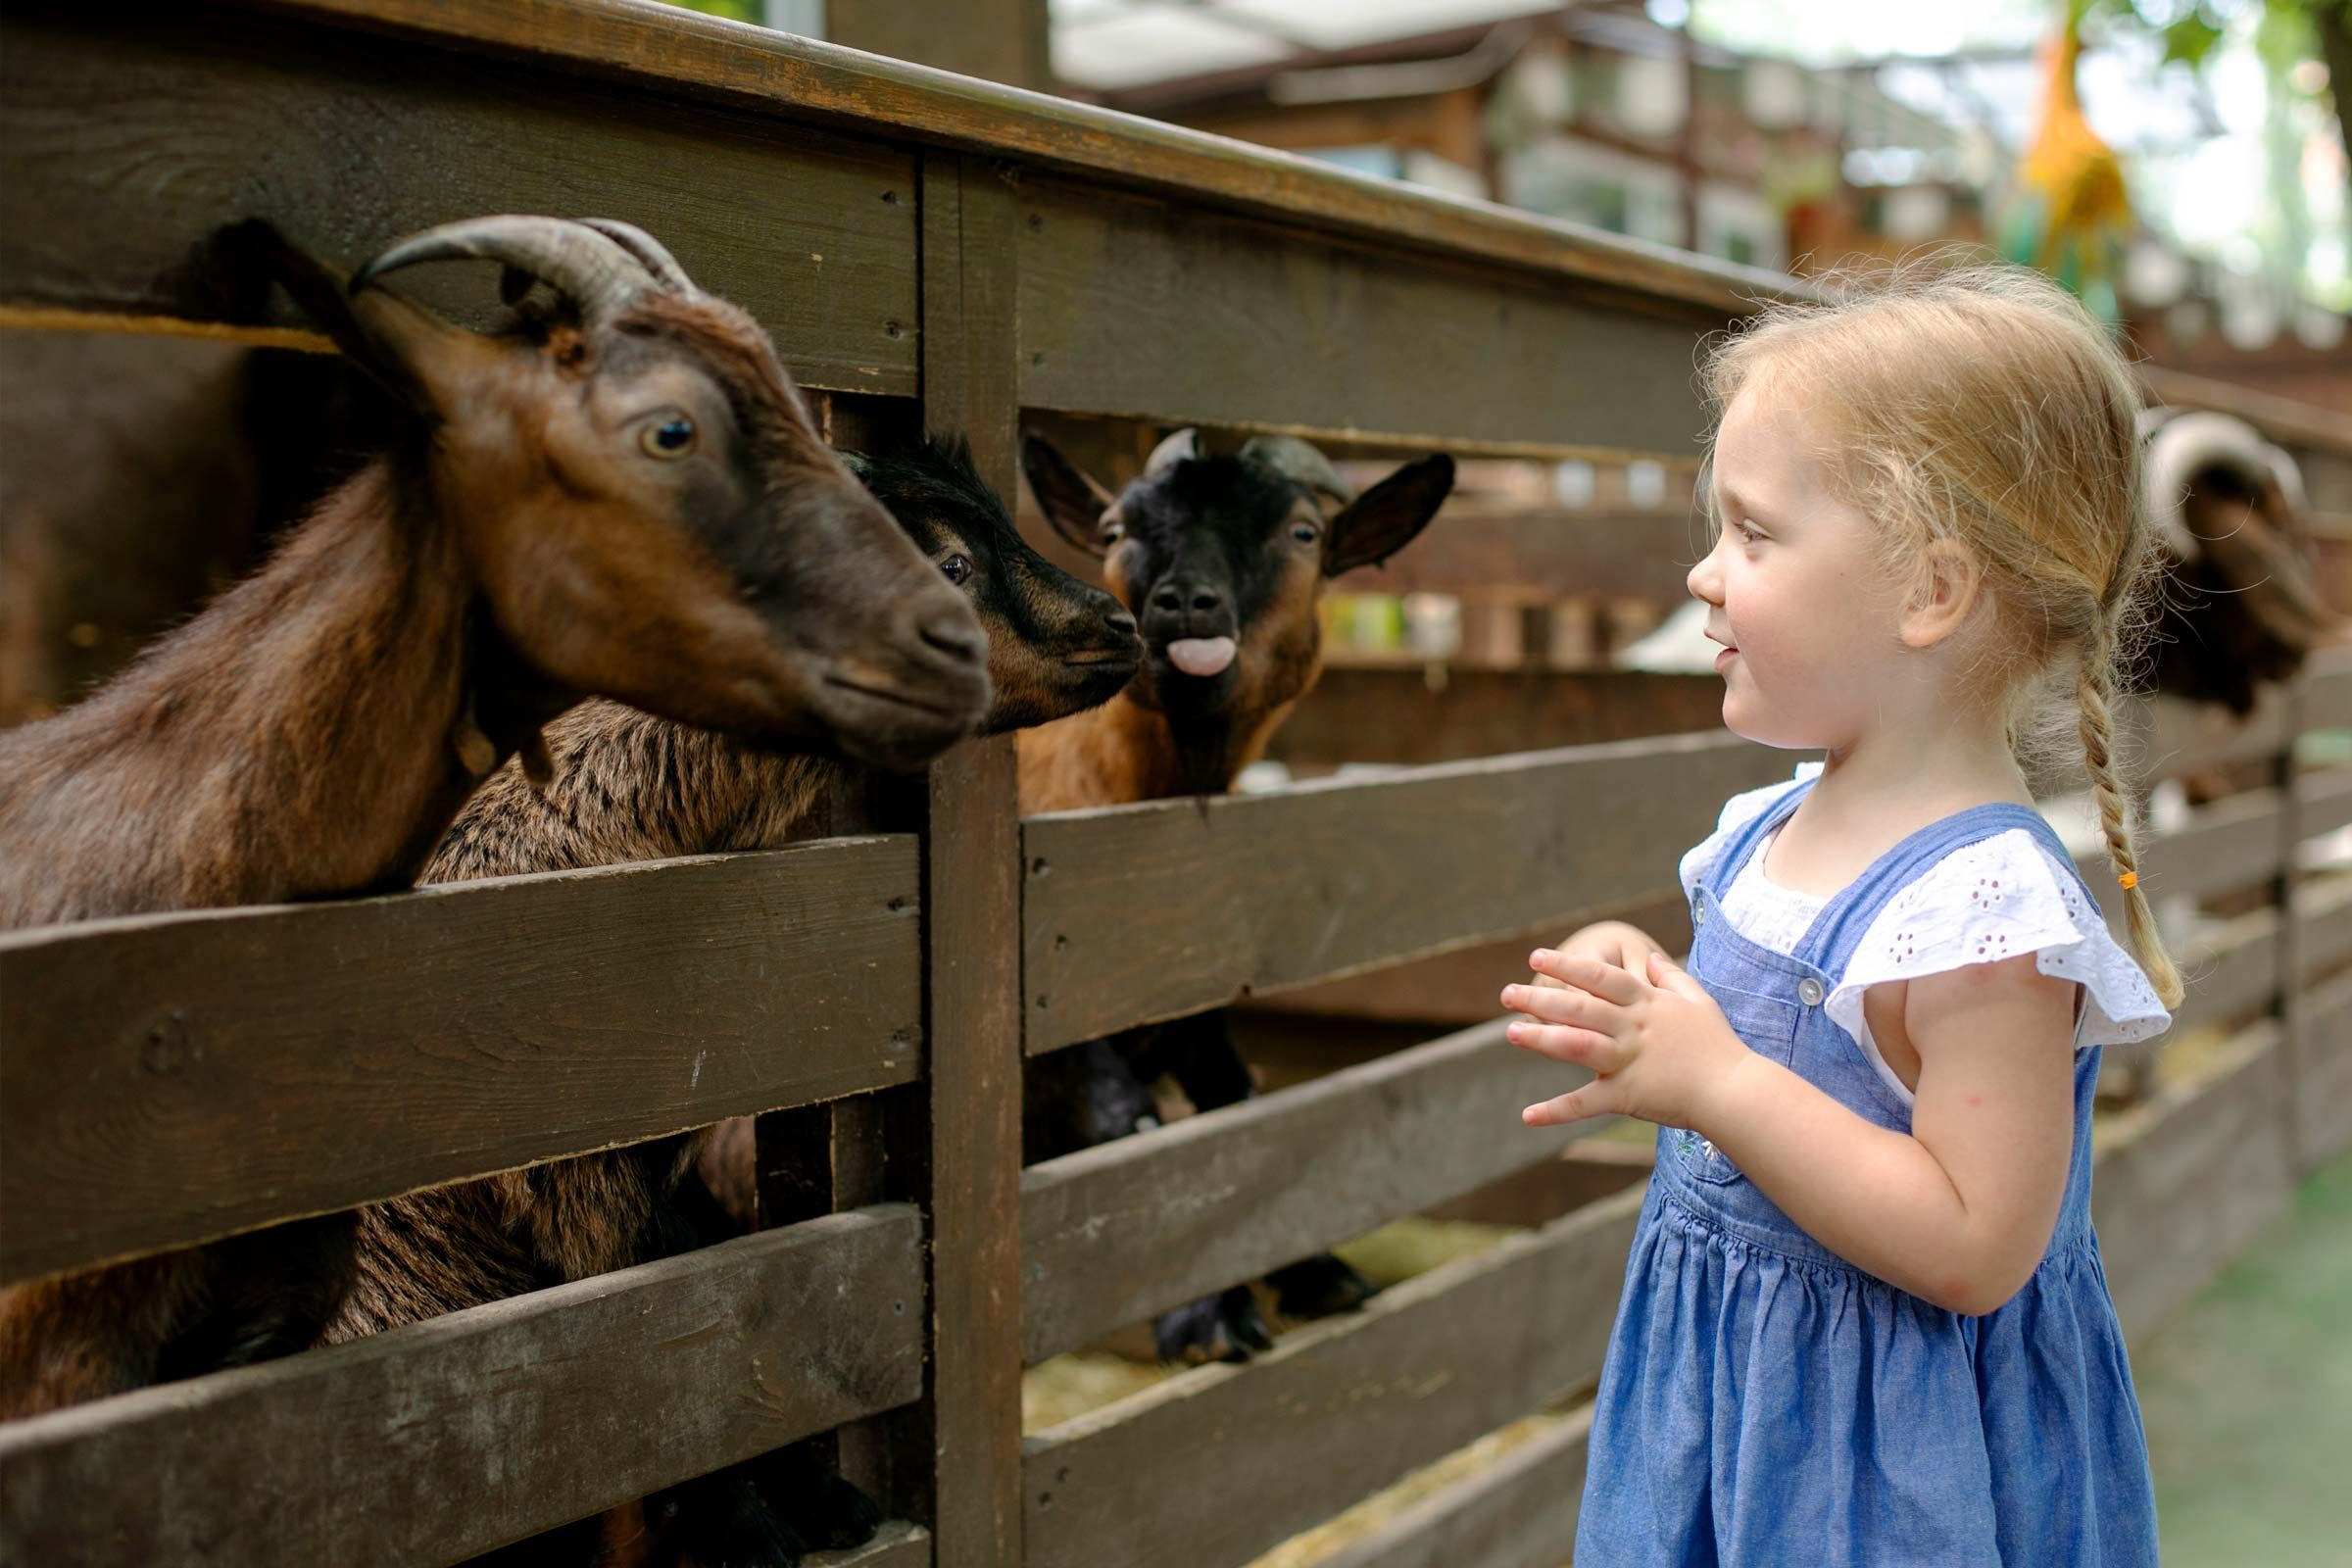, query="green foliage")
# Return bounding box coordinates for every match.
[661,0,764,24]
